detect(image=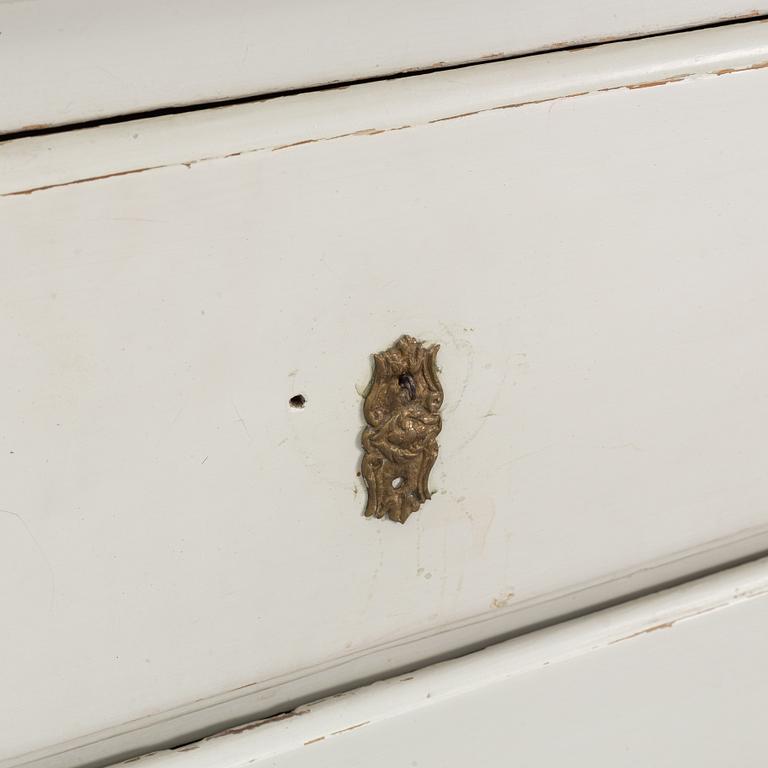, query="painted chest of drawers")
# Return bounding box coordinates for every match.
[2,4,768,766]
